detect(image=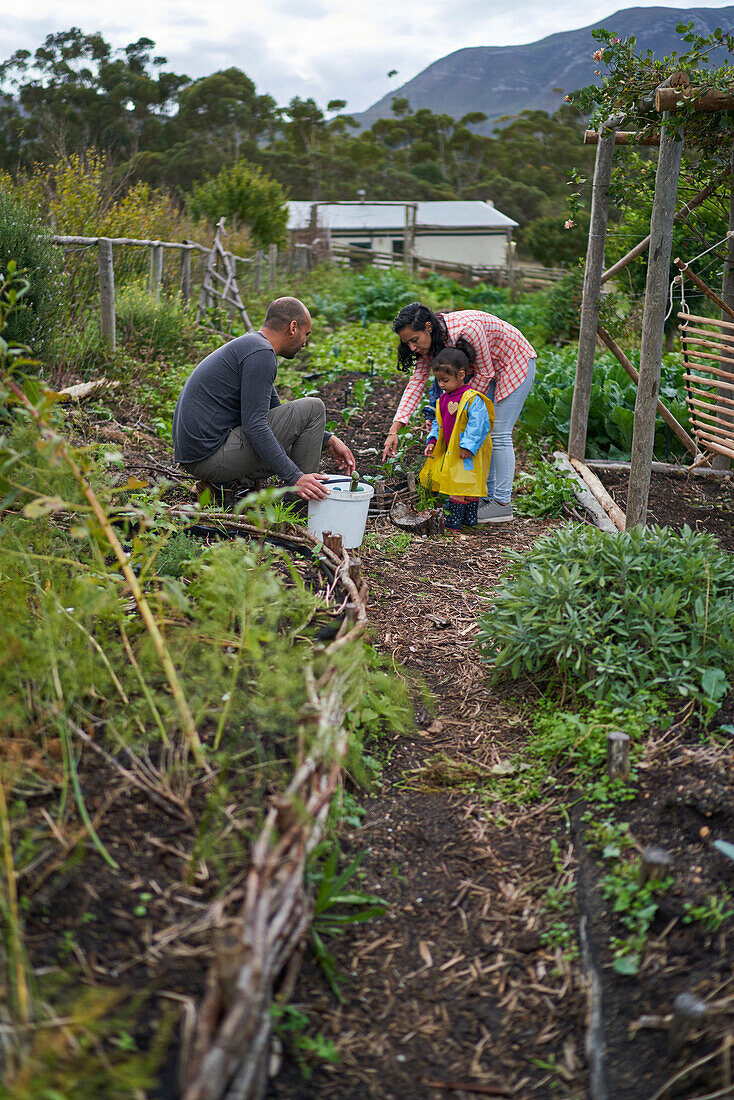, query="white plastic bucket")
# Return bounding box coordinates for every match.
[307,476,374,549]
